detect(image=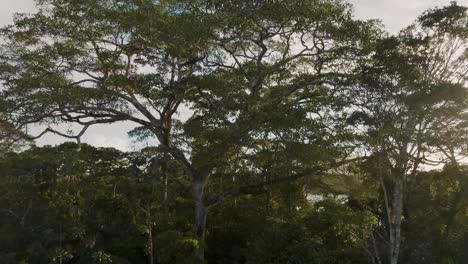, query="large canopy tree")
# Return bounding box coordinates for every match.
[0,0,379,261]
[349,3,468,264]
